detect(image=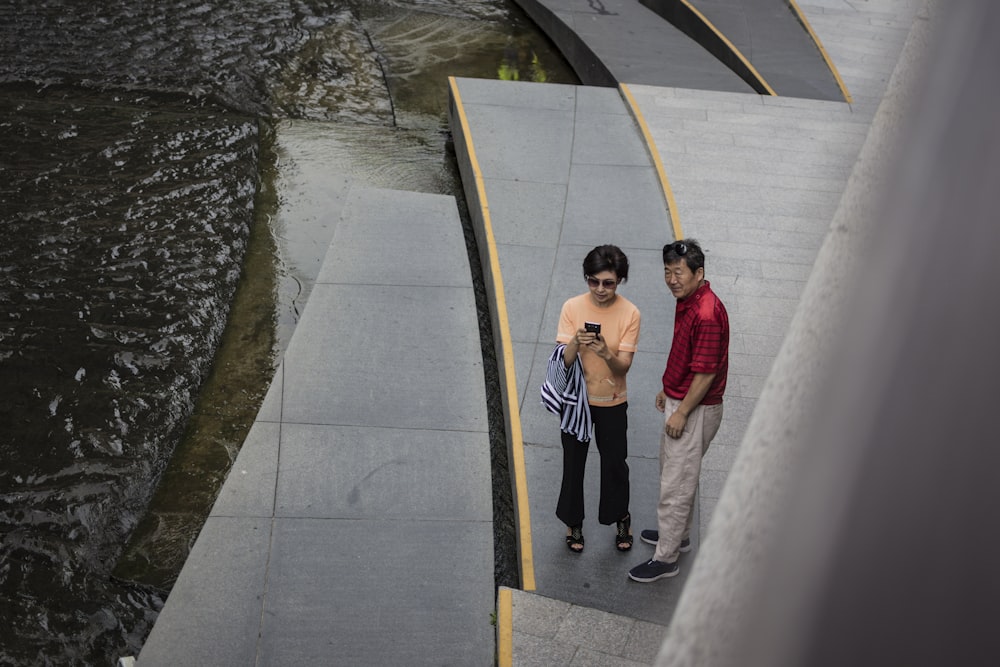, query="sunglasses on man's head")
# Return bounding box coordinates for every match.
[586,276,619,289]
[666,241,689,256]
